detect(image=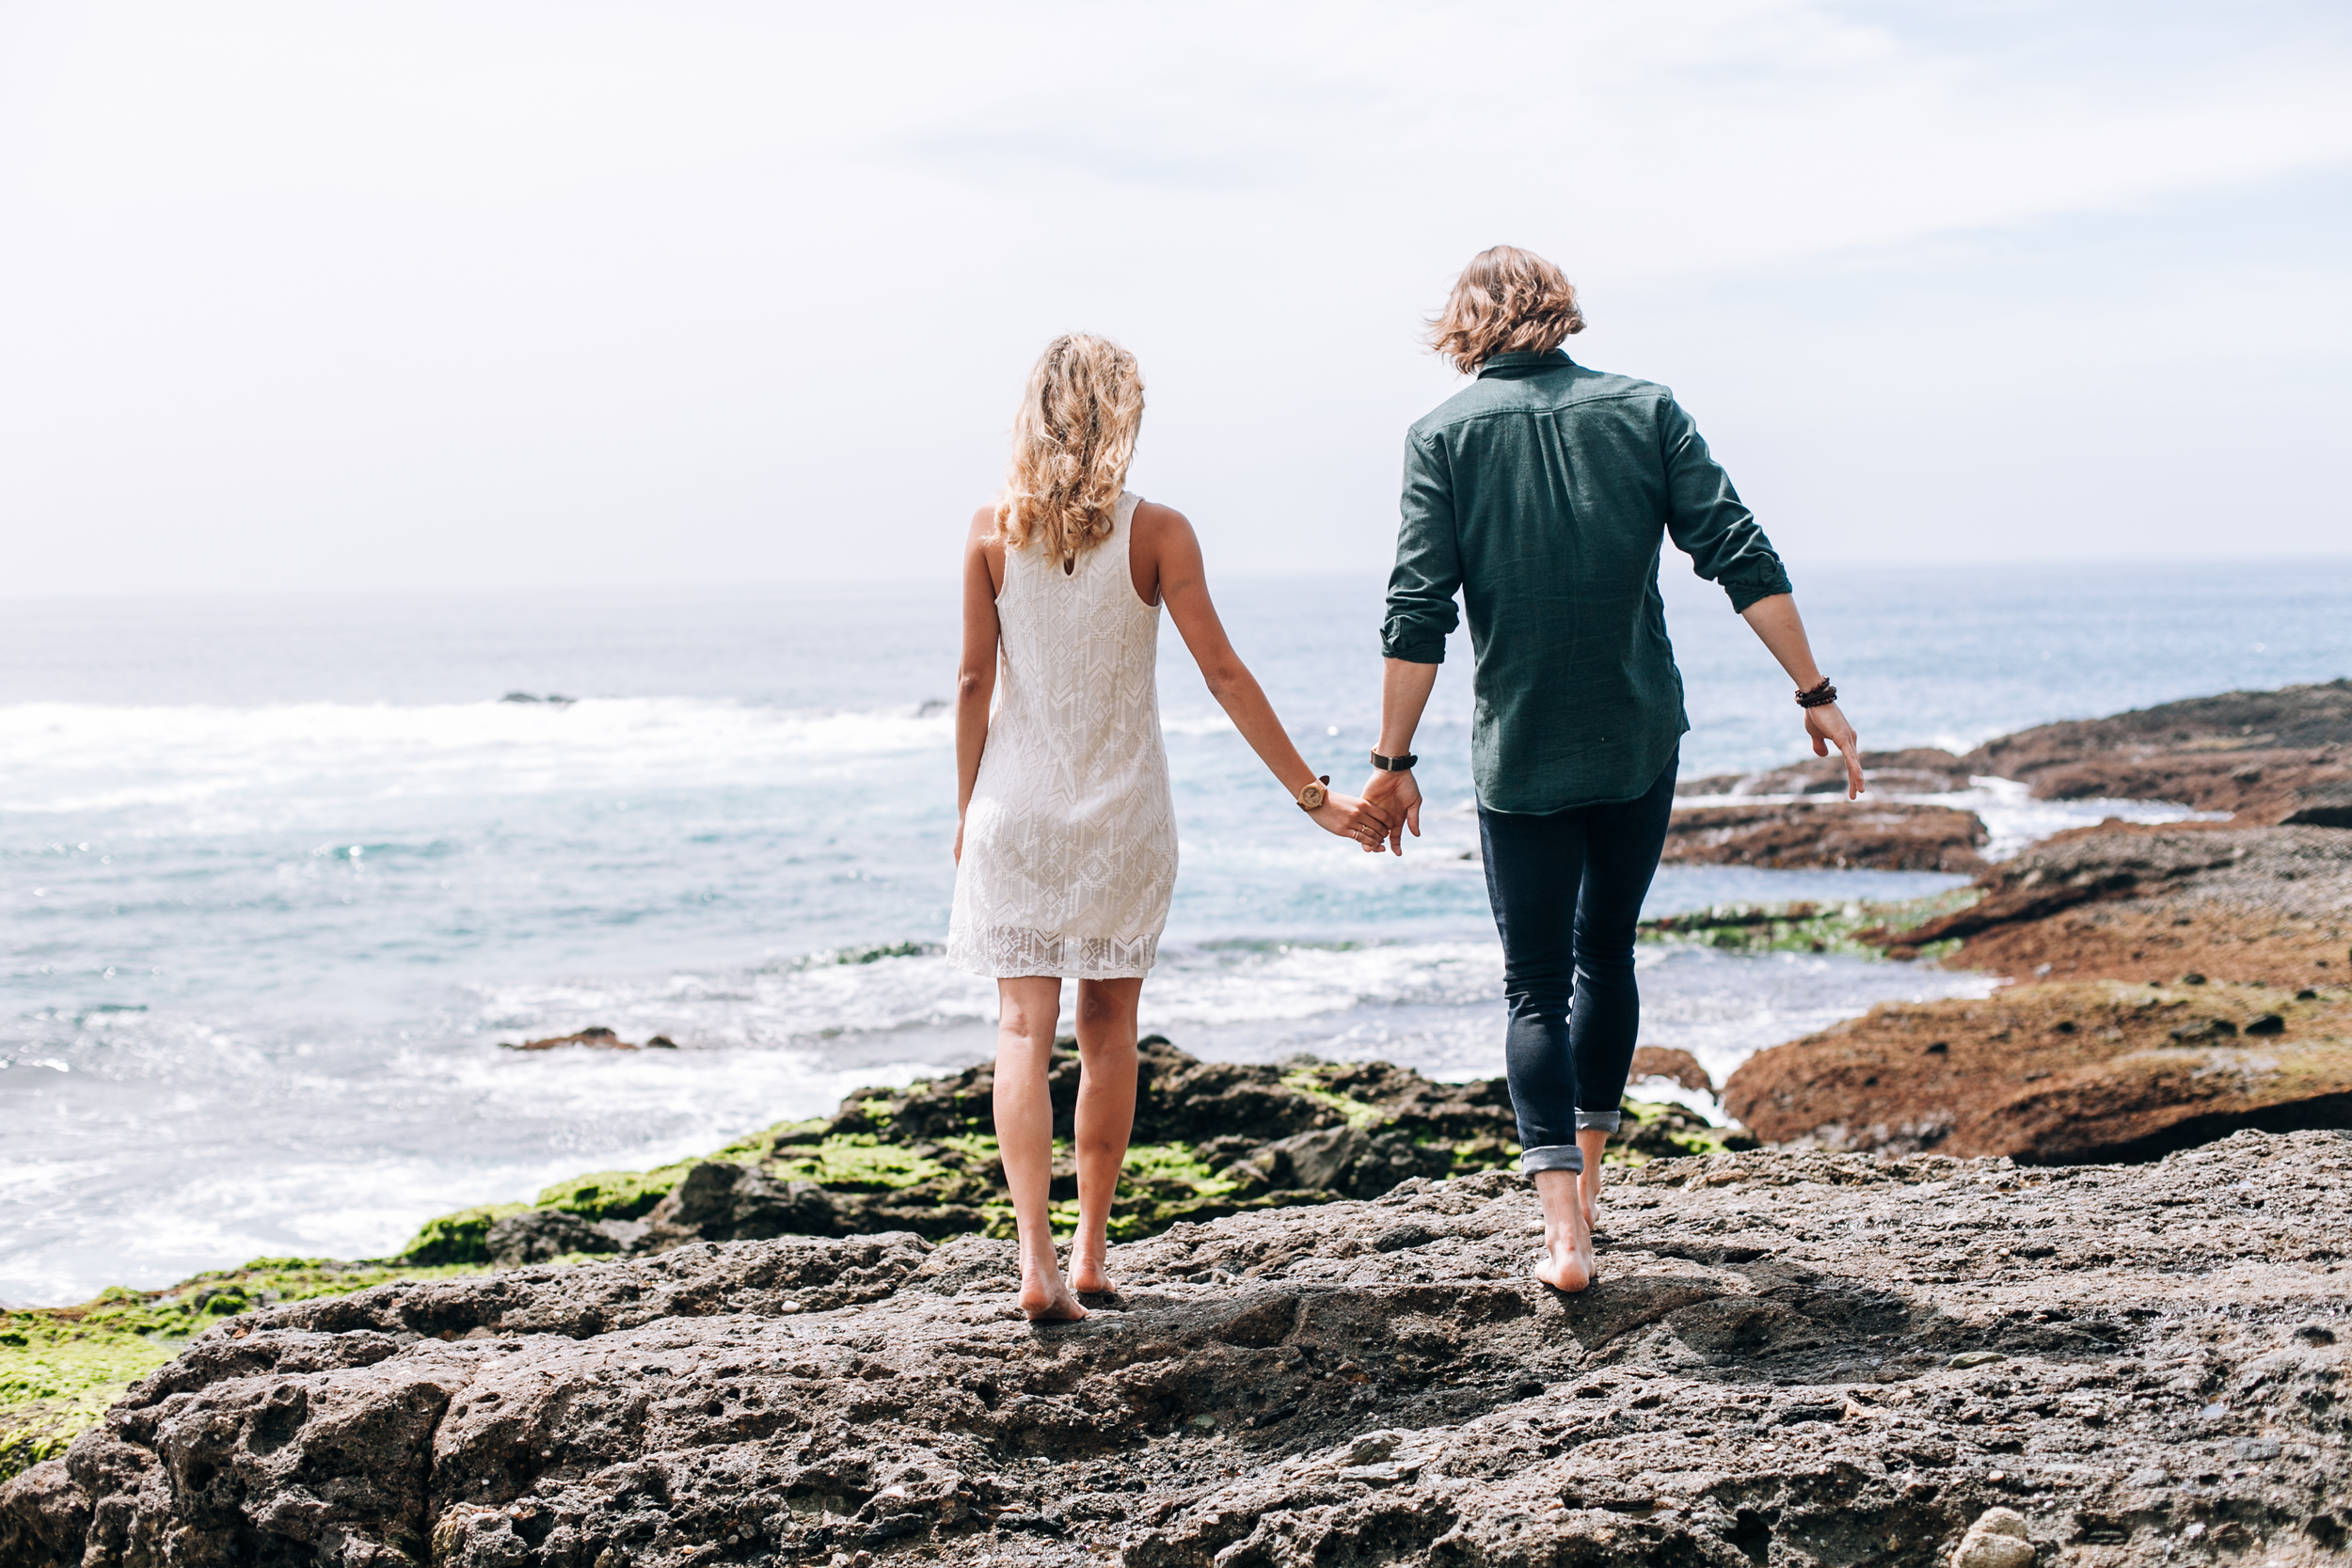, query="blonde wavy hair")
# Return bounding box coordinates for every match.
[1428,245,1585,373]
[994,334,1145,565]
